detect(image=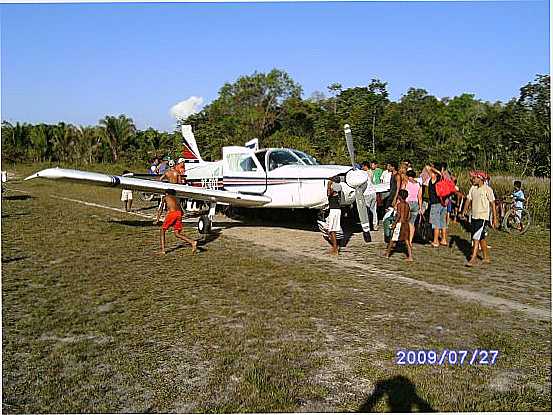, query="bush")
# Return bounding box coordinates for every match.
[454,171,550,226]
